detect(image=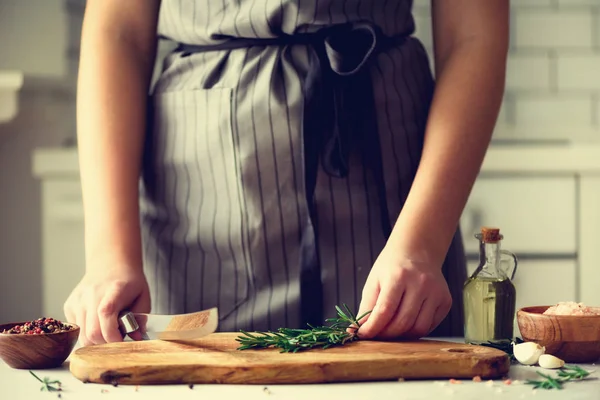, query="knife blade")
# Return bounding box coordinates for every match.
[118,307,219,341]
